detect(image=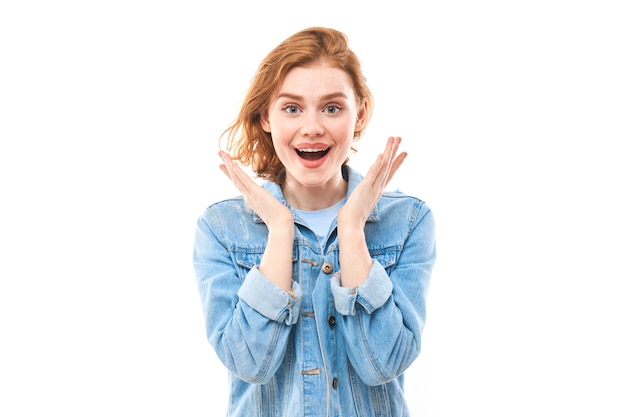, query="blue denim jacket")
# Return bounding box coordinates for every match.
[193,166,436,416]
